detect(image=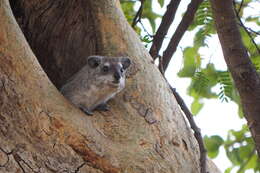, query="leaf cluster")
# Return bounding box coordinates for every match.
[120,0,163,33]
[204,126,260,173]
